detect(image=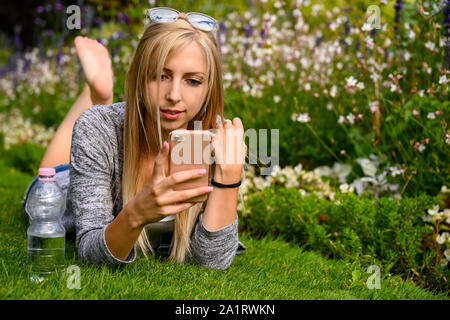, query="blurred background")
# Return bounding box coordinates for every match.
[0,0,449,292]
